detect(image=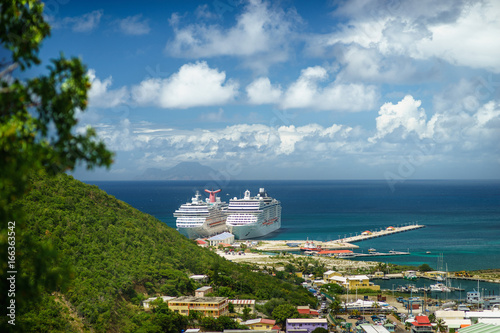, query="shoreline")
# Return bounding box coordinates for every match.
[216,250,500,285]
